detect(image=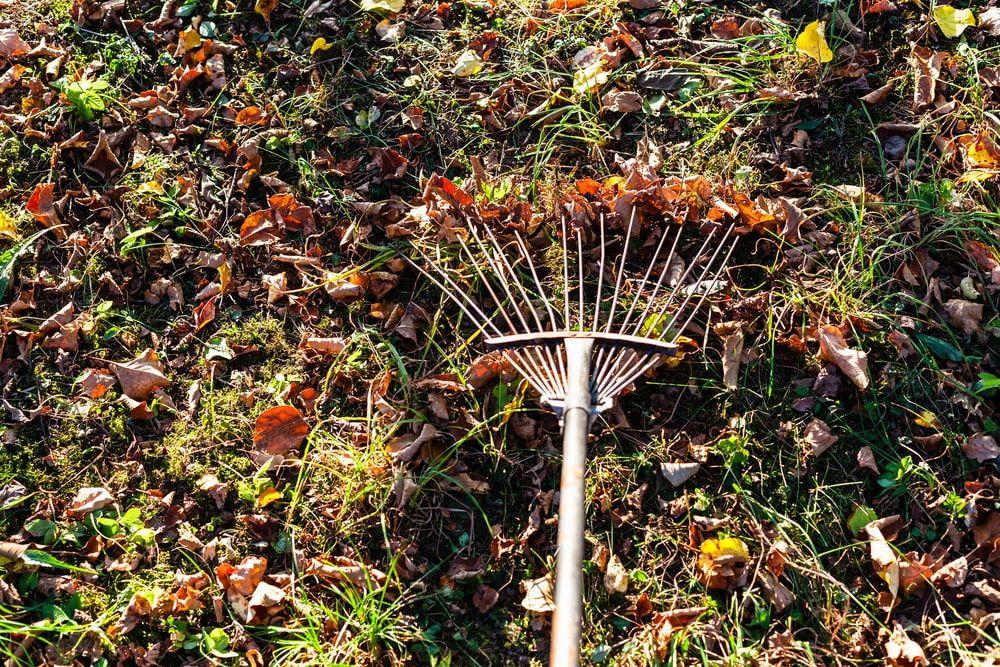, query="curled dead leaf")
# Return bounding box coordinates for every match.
[804,418,838,457]
[817,325,869,391]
